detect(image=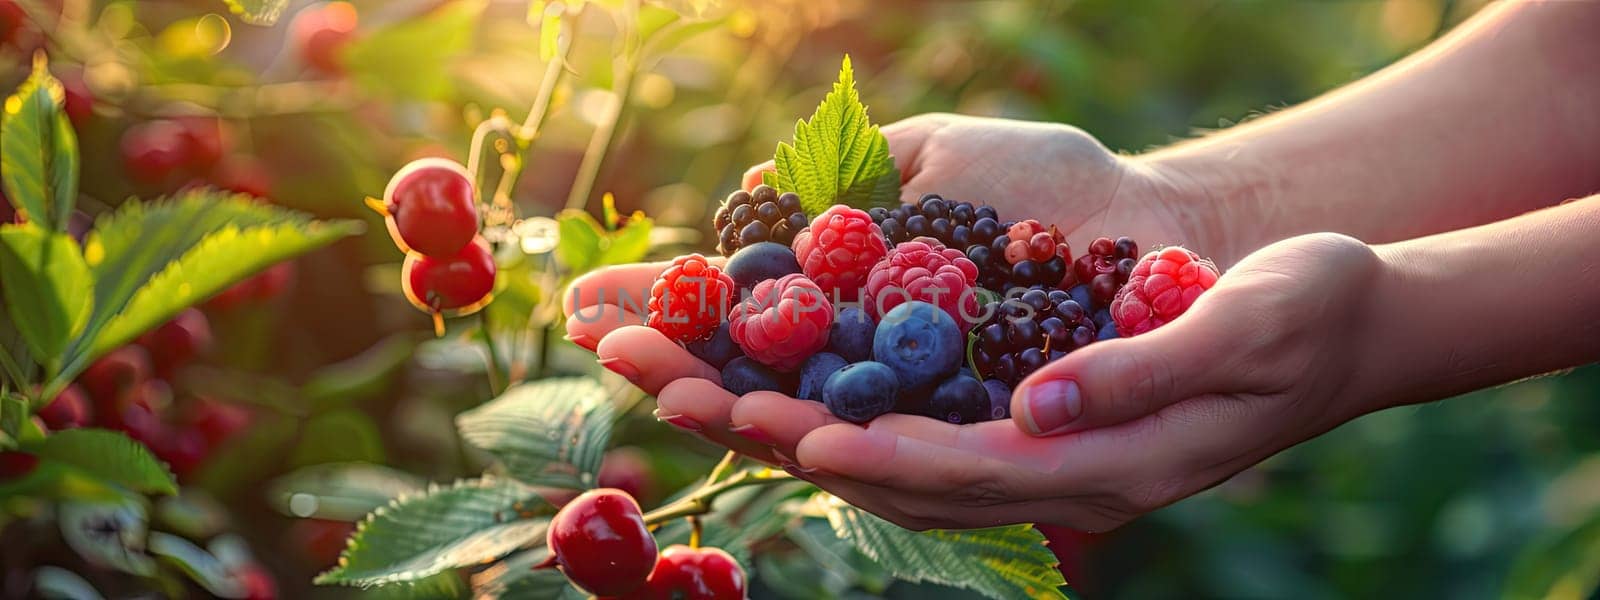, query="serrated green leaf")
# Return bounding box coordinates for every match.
[59,497,156,576]
[358,570,470,599]
[54,191,360,389]
[220,0,289,25]
[455,377,614,489]
[1,56,78,231]
[597,216,652,266]
[1503,509,1600,600]
[343,1,485,101]
[823,497,1068,600]
[0,224,91,371]
[149,532,248,598]
[269,462,427,521]
[23,429,178,495]
[316,477,547,587]
[471,548,589,600]
[773,56,901,216]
